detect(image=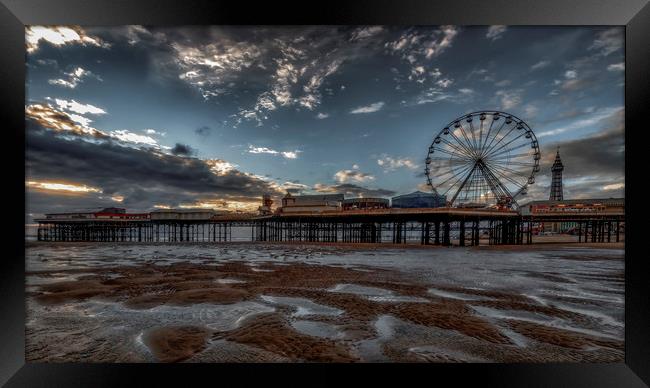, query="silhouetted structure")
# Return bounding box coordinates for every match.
[550,147,564,201]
